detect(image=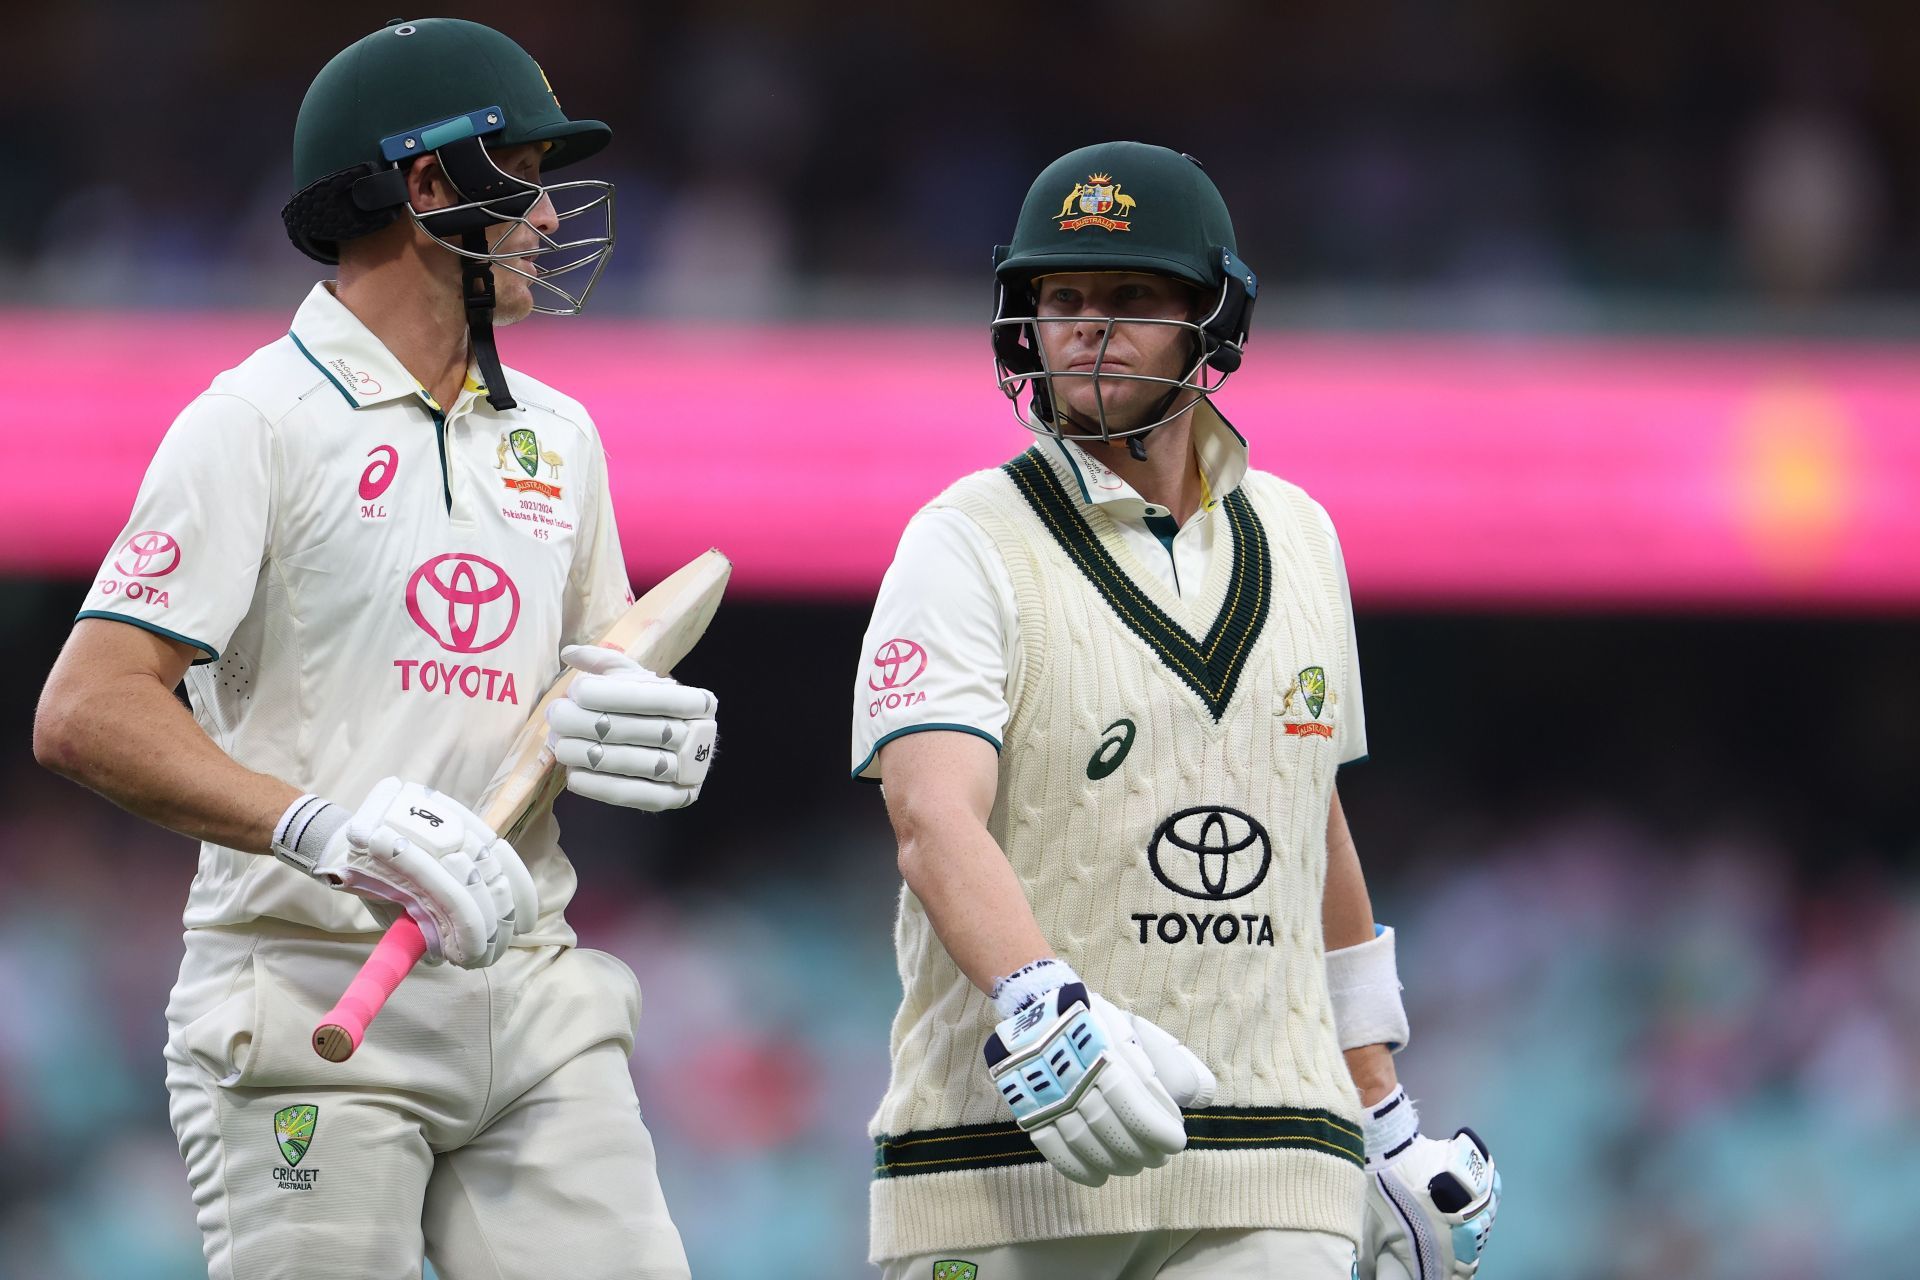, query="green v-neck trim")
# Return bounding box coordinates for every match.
[1002,447,1271,721]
